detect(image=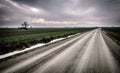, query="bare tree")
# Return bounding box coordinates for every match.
[21,21,29,30]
